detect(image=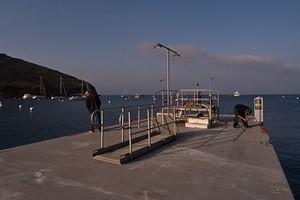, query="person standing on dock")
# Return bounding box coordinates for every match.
[84,83,101,132]
[233,104,252,128]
